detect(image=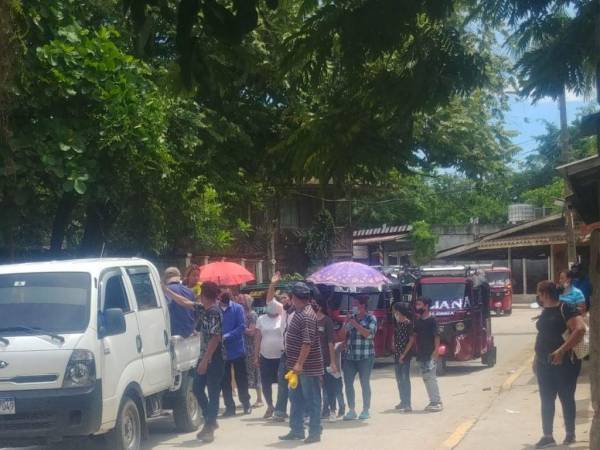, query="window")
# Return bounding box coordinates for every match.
[279,199,299,229]
[126,268,159,310]
[104,274,130,313]
[0,272,90,334]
